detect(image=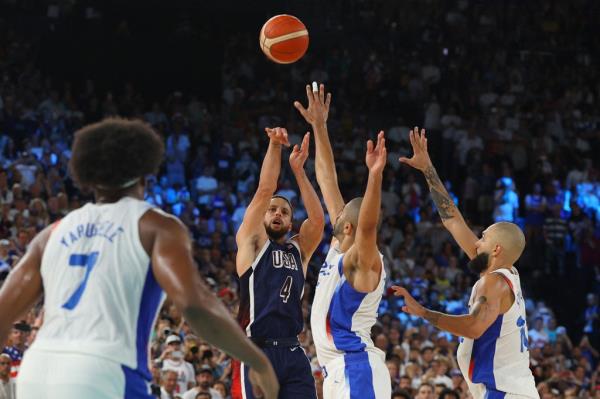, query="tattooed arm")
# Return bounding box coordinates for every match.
[422,164,458,220]
[399,127,478,259]
[391,274,509,339]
